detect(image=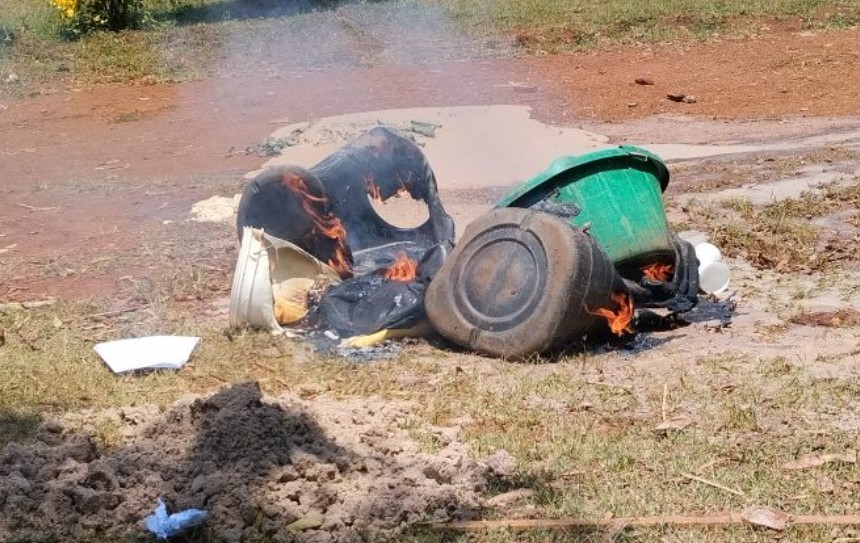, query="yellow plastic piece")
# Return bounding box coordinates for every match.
[273,299,308,326]
[341,321,433,348]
